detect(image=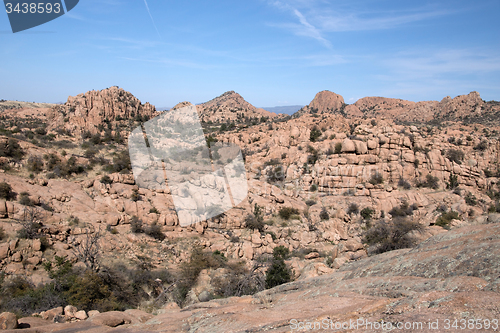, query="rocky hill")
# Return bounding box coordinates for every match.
[294,90,500,126]
[196,91,279,125]
[0,88,499,331]
[46,86,158,136]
